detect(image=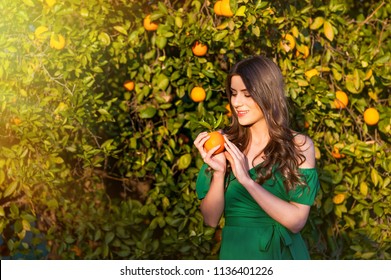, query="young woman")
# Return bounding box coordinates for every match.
[194,55,320,260]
